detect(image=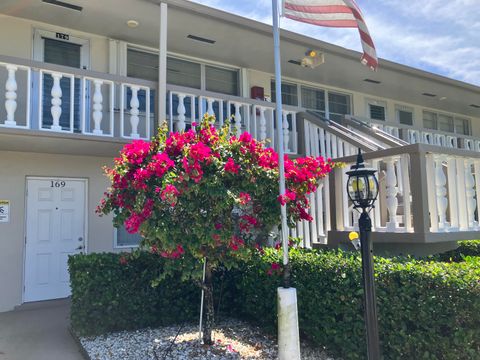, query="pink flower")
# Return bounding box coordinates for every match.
[239,192,251,205]
[119,256,128,265]
[160,184,180,206]
[239,132,252,143]
[267,262,282,276]
[214,223,223,230]
[224,158,240,174]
